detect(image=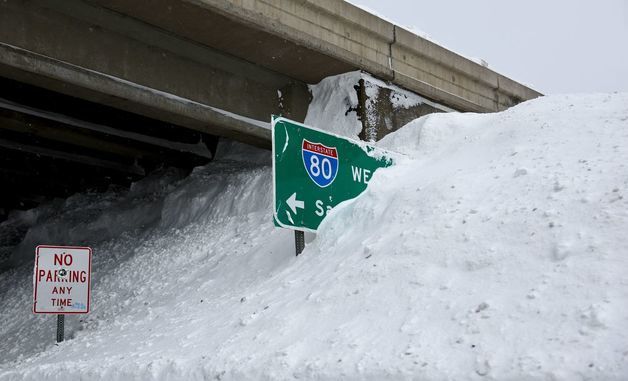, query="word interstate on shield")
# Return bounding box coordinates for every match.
[33,245,92,314]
